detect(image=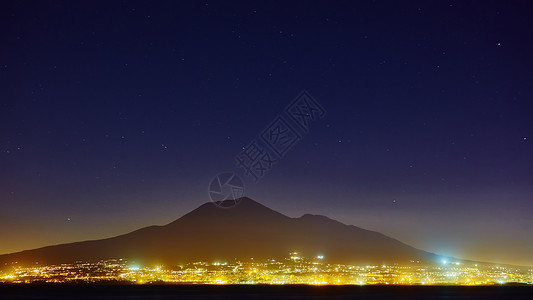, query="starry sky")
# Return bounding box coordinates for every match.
[1,1,532,266]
